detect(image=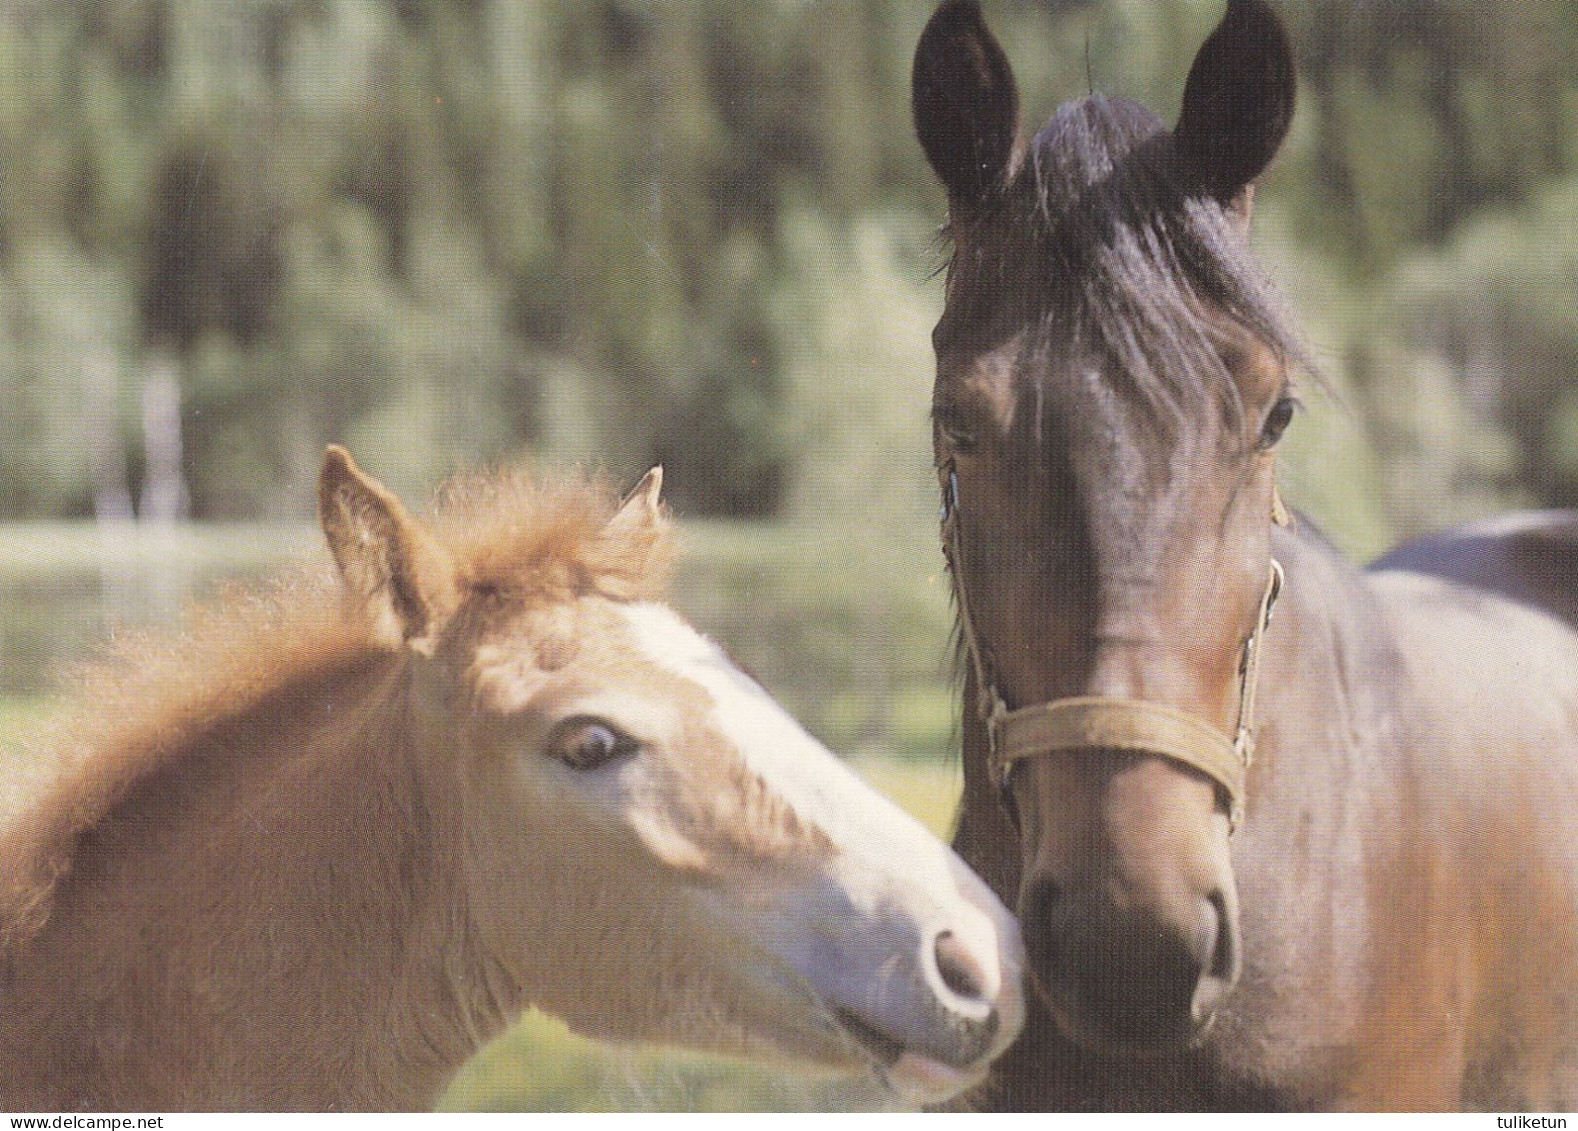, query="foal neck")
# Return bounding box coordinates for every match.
[2,653,503,1110]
